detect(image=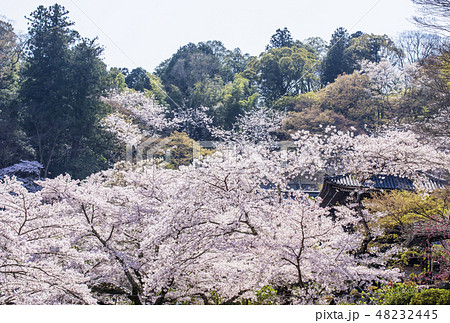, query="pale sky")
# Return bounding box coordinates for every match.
[2,0,421,72]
